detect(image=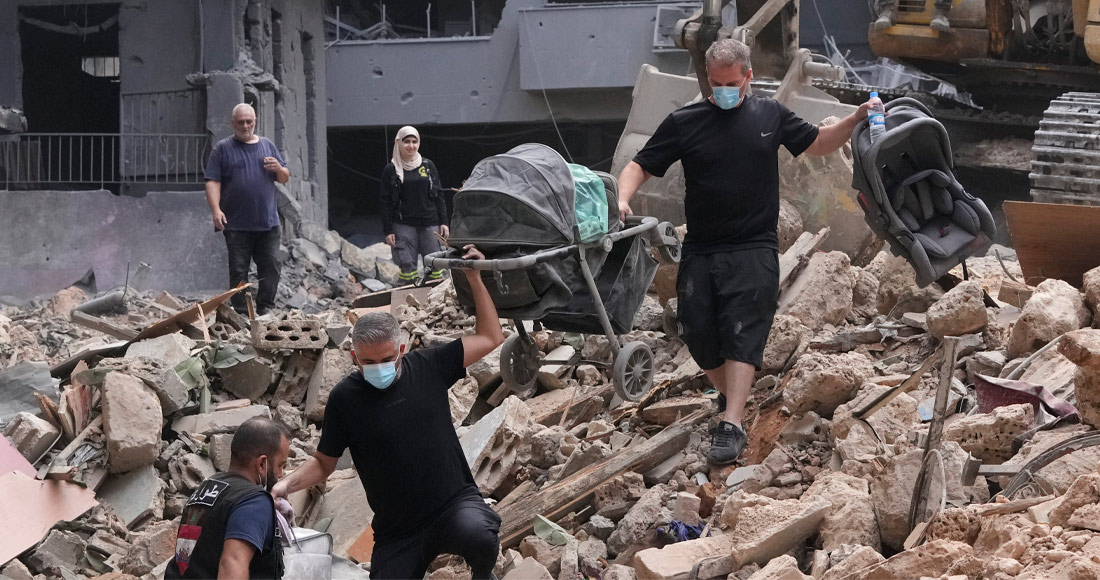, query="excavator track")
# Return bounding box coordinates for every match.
[1030,92,1100,205]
